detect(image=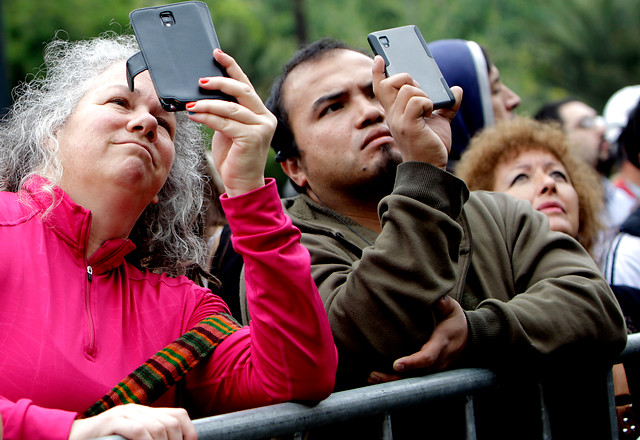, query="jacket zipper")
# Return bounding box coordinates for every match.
[85,265,96,359]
